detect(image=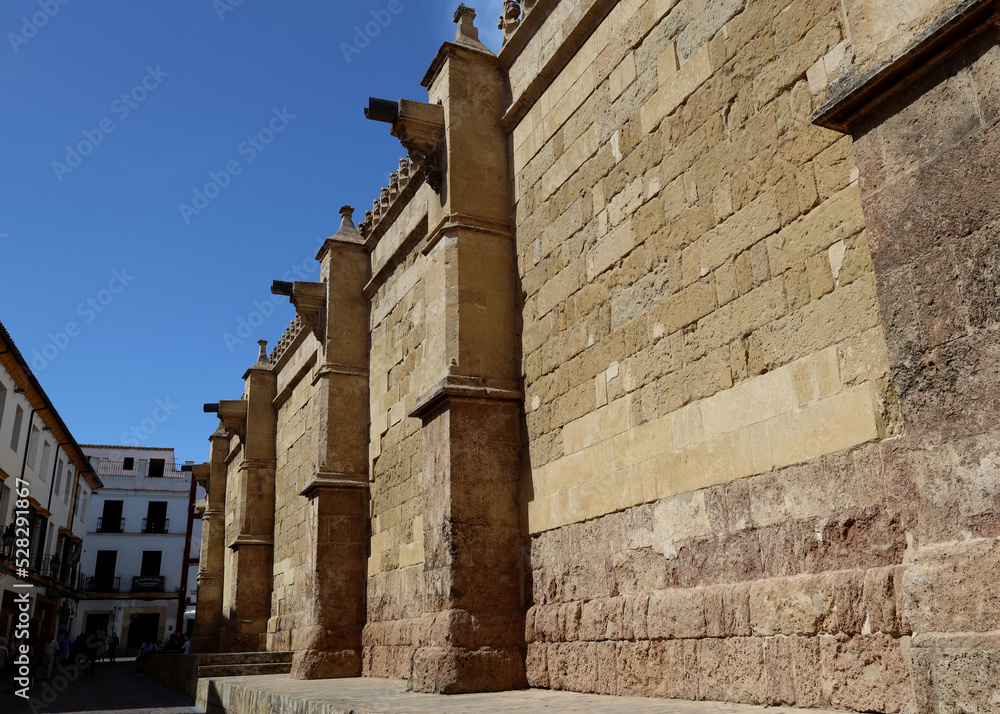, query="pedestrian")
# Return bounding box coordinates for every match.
[134,637,152,673]
[41,634,58,680]
[71,633,93,679]
[108,632,119,664]
[59,631,73,666]
[181,635,191,655]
